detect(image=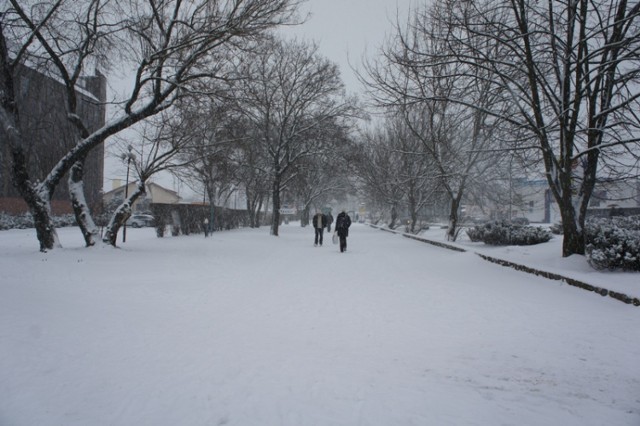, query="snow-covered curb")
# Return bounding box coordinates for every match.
[370,224,640,307]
